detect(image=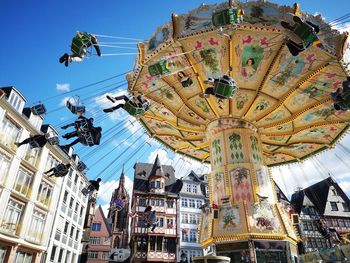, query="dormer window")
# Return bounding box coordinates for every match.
[332,189,338,196]
[186,184,191,193]
[192,185,197,194]
[8,92,23,112]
